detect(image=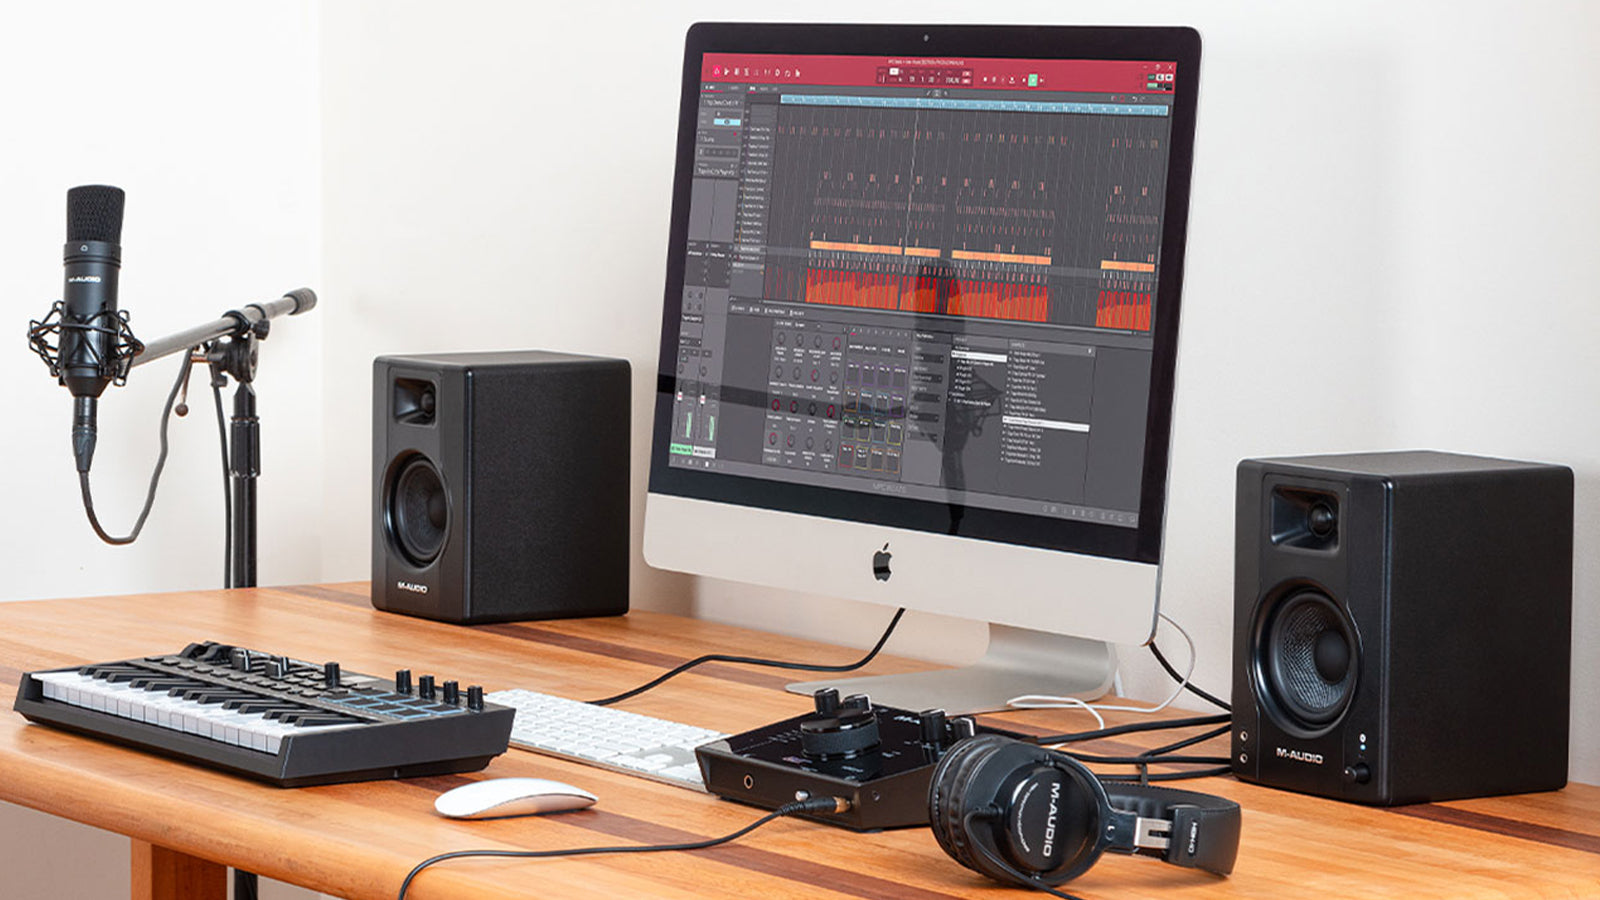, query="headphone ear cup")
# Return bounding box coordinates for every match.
[927,734,1013,876]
